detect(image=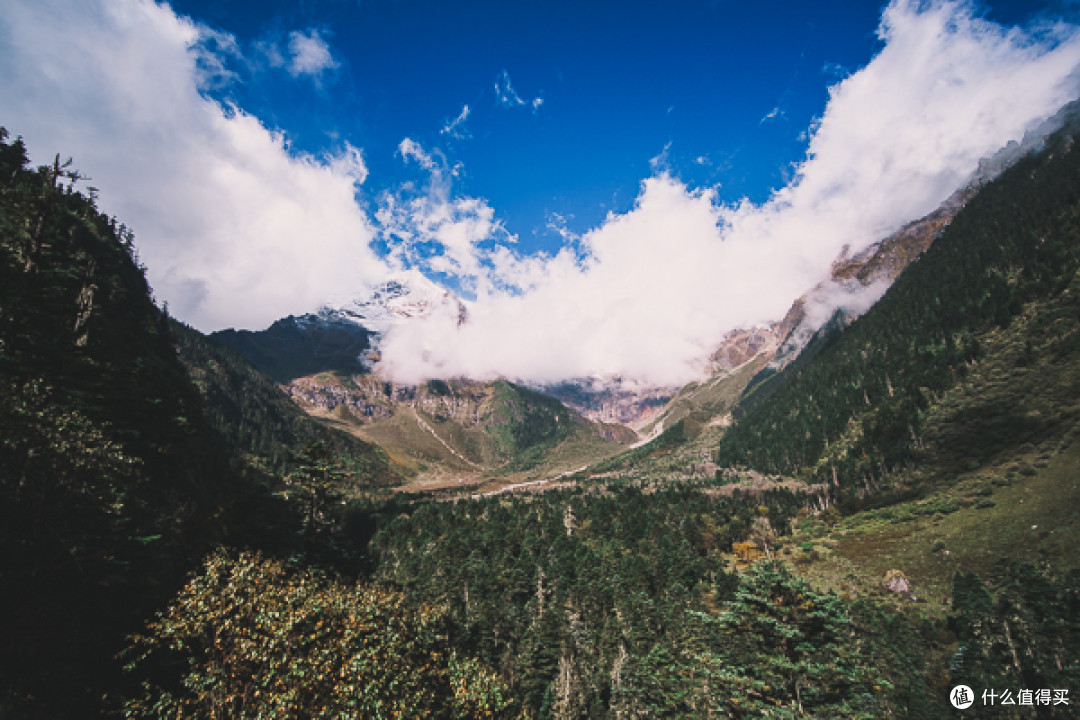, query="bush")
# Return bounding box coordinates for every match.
[122,550,515,719]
